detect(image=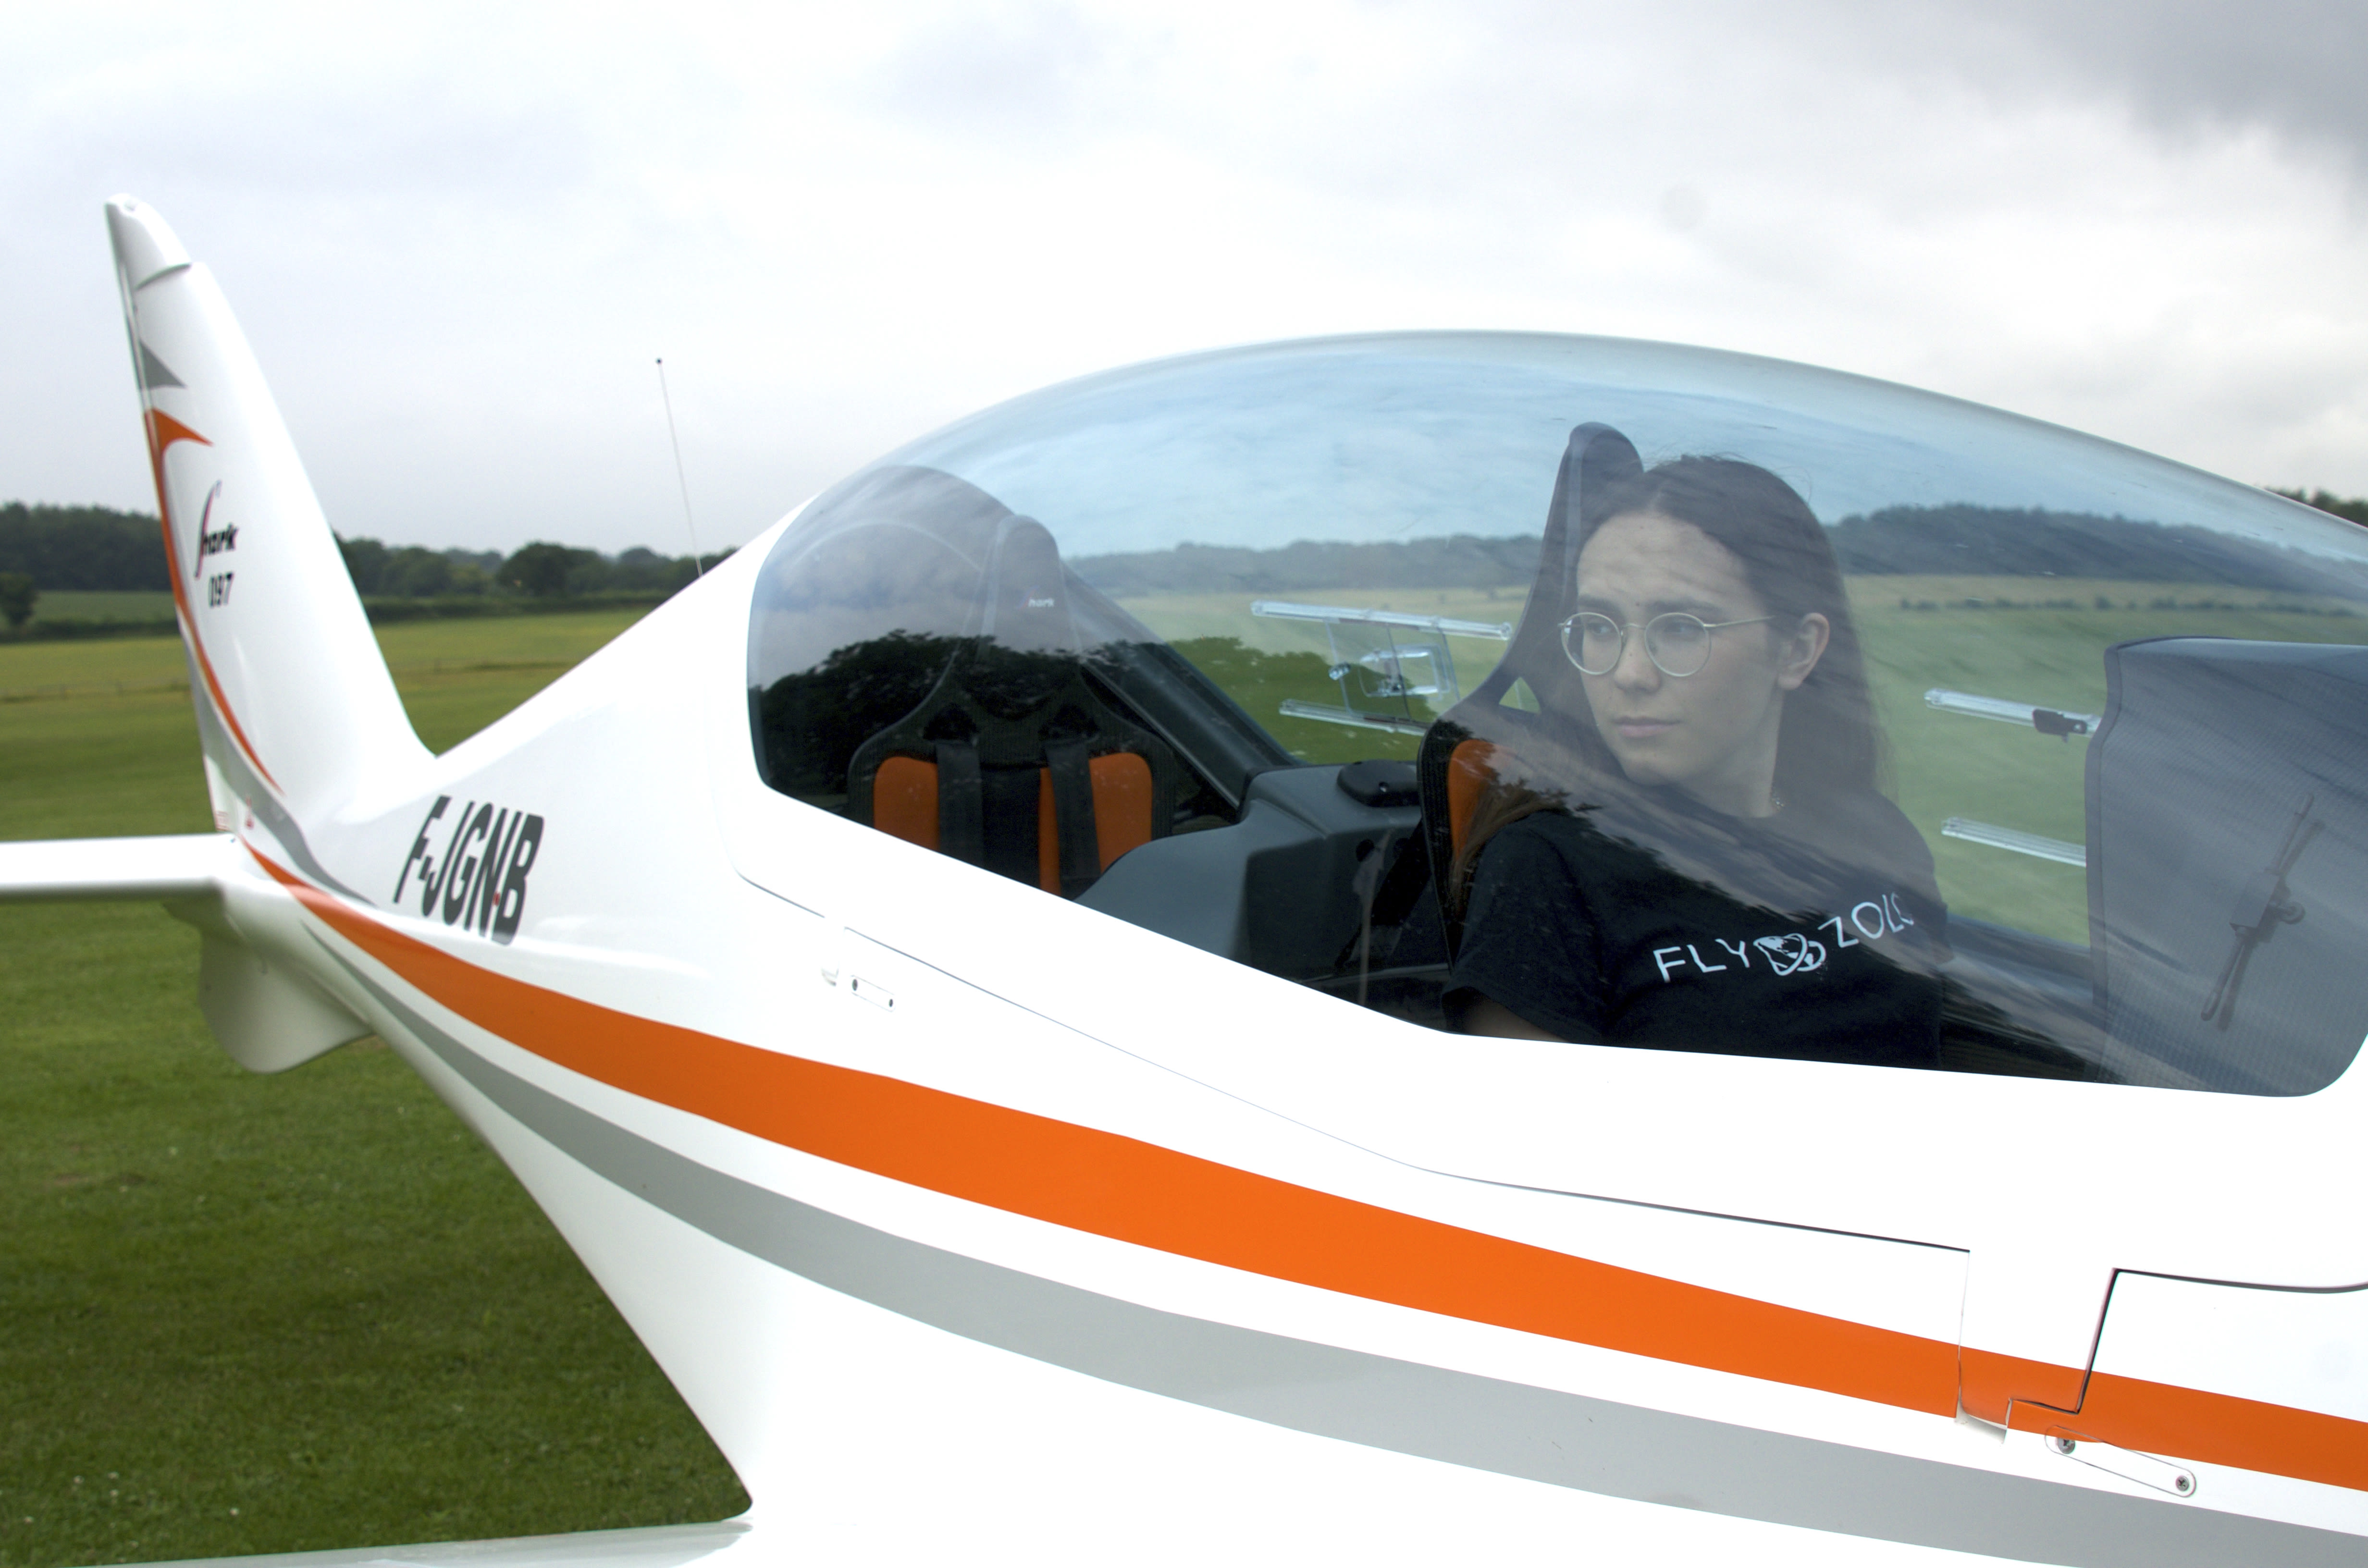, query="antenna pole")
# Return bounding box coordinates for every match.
[655,357,704,577]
